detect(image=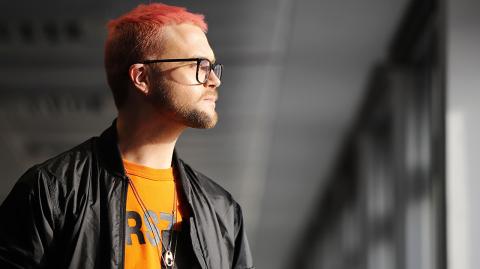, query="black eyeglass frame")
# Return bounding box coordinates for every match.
[140,57,223,84]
